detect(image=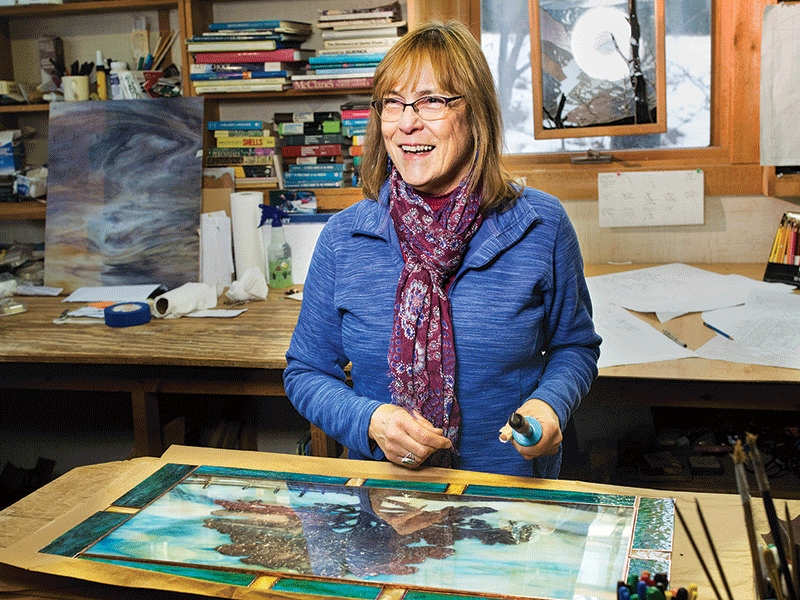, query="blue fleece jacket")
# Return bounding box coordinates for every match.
[284,182,601,479]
